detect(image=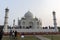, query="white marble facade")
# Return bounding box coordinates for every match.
[18,11,42,29]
